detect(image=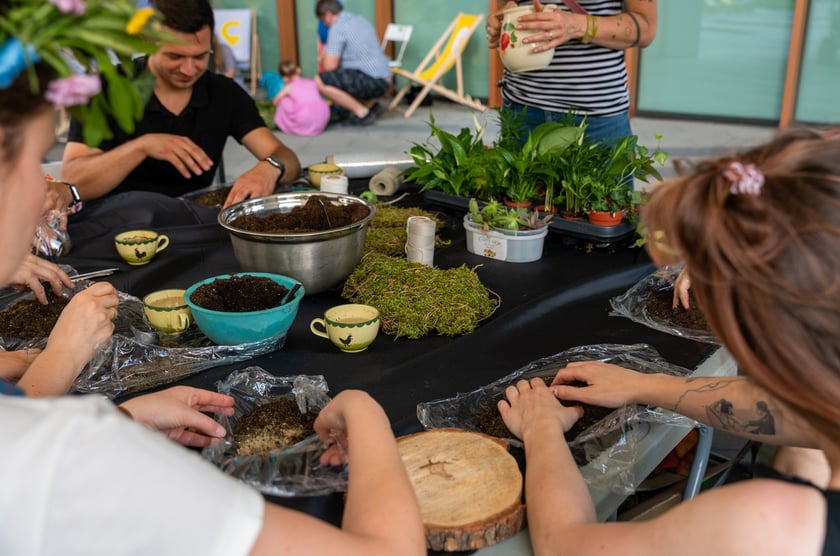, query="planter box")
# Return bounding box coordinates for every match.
[463,215,548,263]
